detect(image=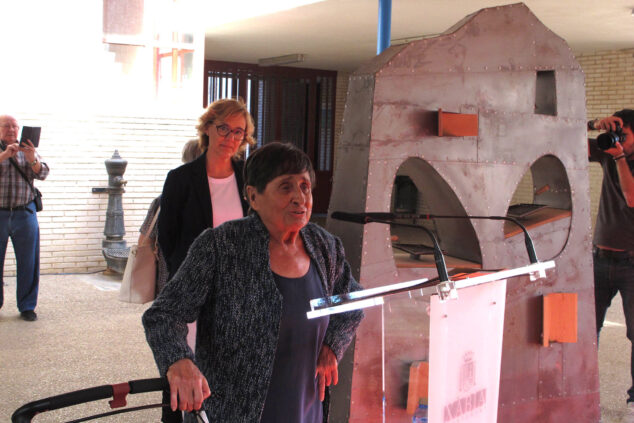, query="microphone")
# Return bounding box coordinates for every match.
[331,211,539,264]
